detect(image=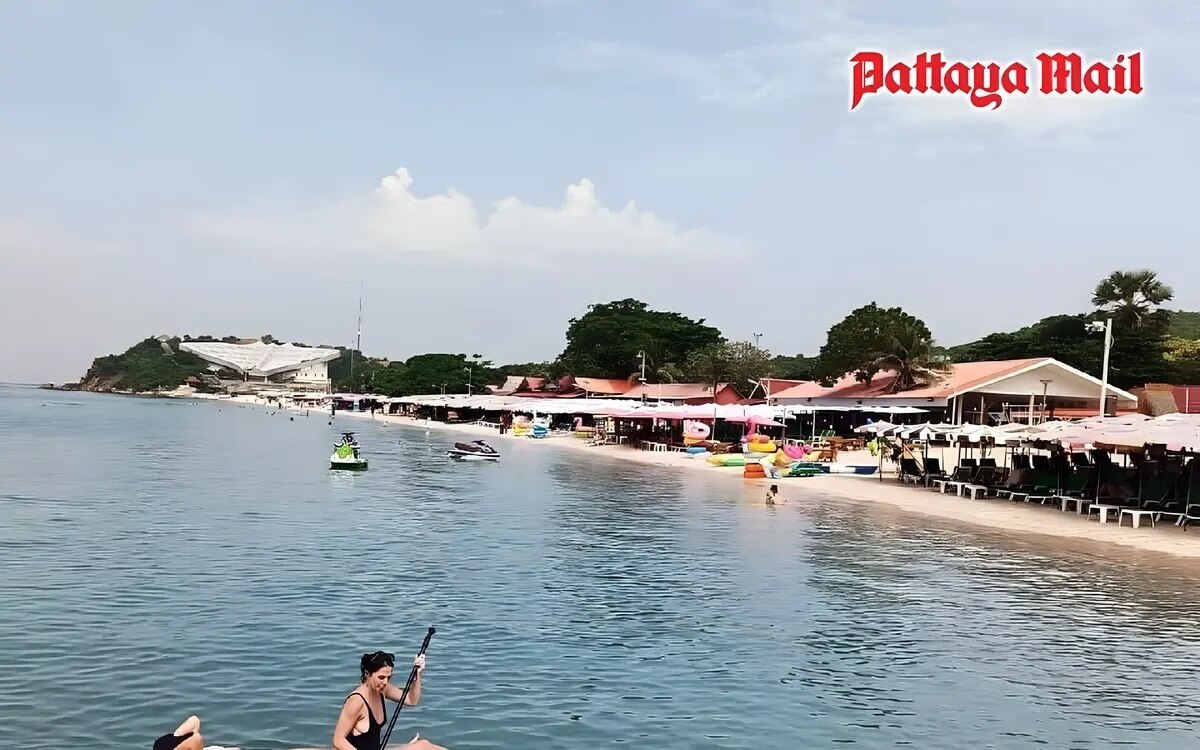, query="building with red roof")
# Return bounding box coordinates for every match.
[771,358,1138,424]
